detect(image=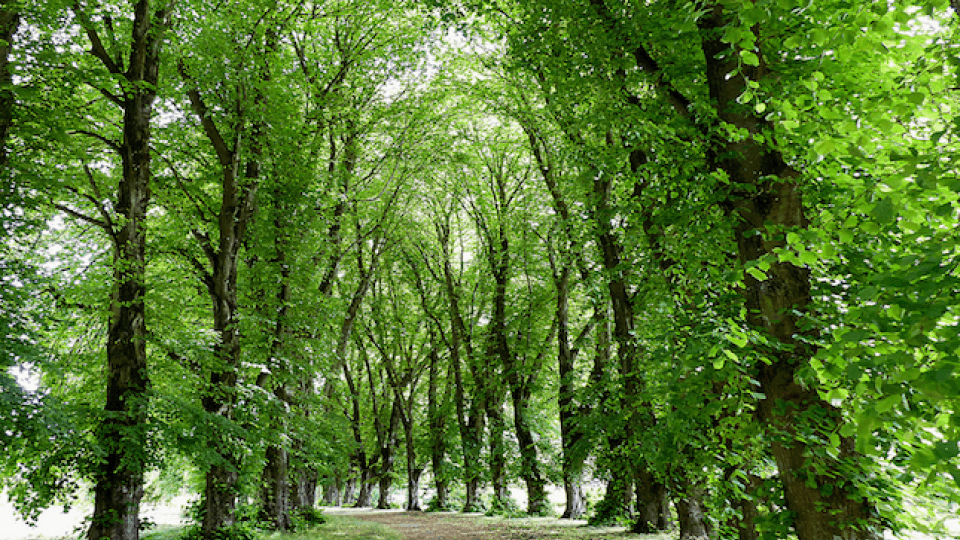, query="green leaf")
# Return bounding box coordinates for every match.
[875,393,901,413]
[871,198,897,224]
[725,333,748,348]
[746,266,767,281]
[740,50,760,67]
[828,432,840,448]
